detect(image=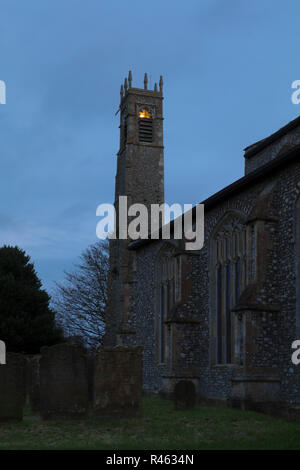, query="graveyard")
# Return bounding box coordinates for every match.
[0,344,300,450]
[0,395,300,450]
[0,345,143,422]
